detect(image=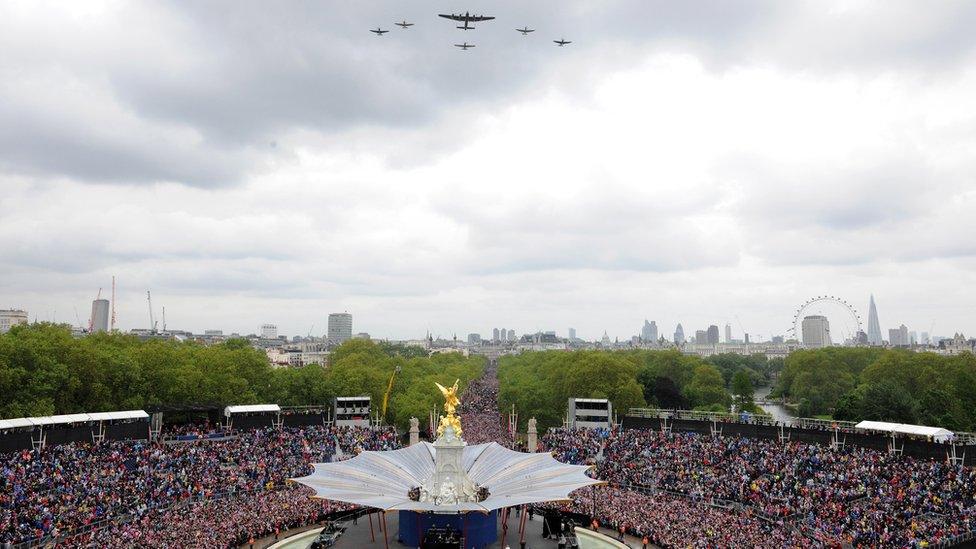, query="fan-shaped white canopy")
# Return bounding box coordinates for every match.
[290,441,601,512]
